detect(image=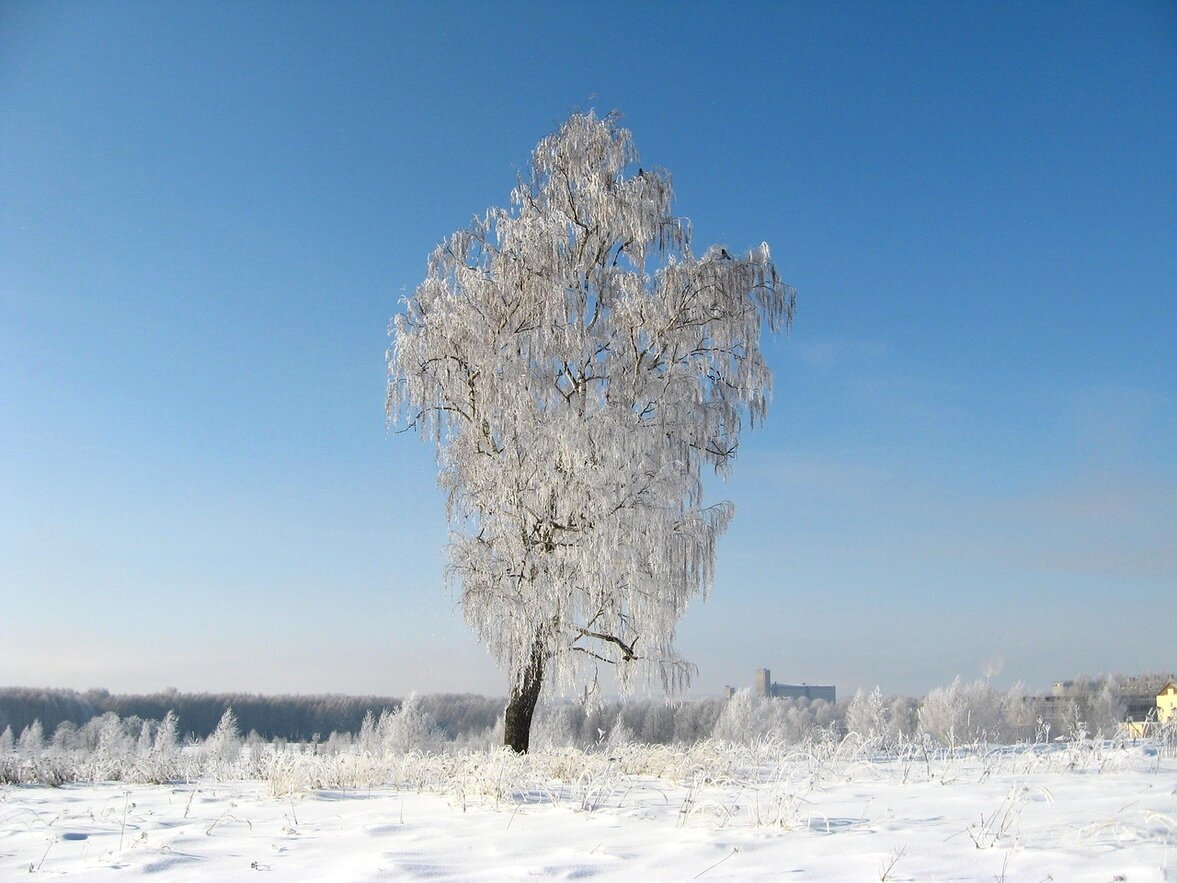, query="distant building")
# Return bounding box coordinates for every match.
[1115,682,1175,738]
[752,667,836,703]
[1157,683,1177,724]
[1029,679,1154,736]
[755,668,771,697]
